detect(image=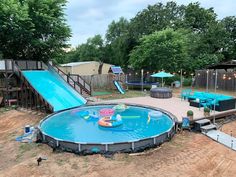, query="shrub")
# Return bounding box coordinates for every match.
[204,107,210,113]
[187,110,193,116]
[183,77,192,86]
